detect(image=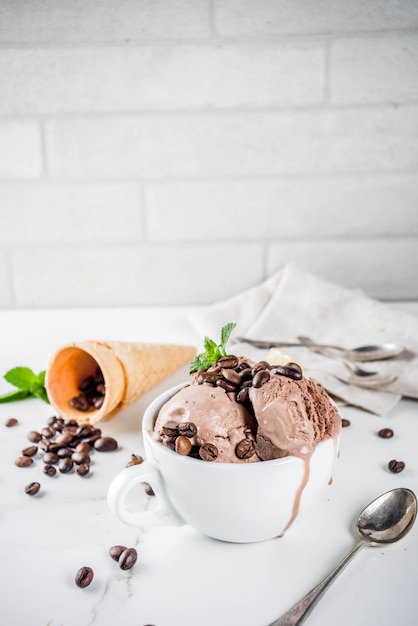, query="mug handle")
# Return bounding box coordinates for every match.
[107,461,184,527]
